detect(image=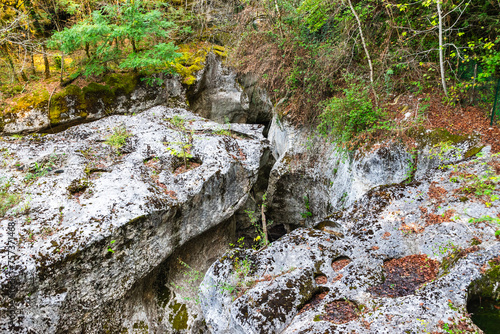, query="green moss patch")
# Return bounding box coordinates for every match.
[168,300,188,330]
[4,72,142,128]
[411,128,473,148]
[469,257,500,300]
[173,43,227,86]
[6,89,50,116]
